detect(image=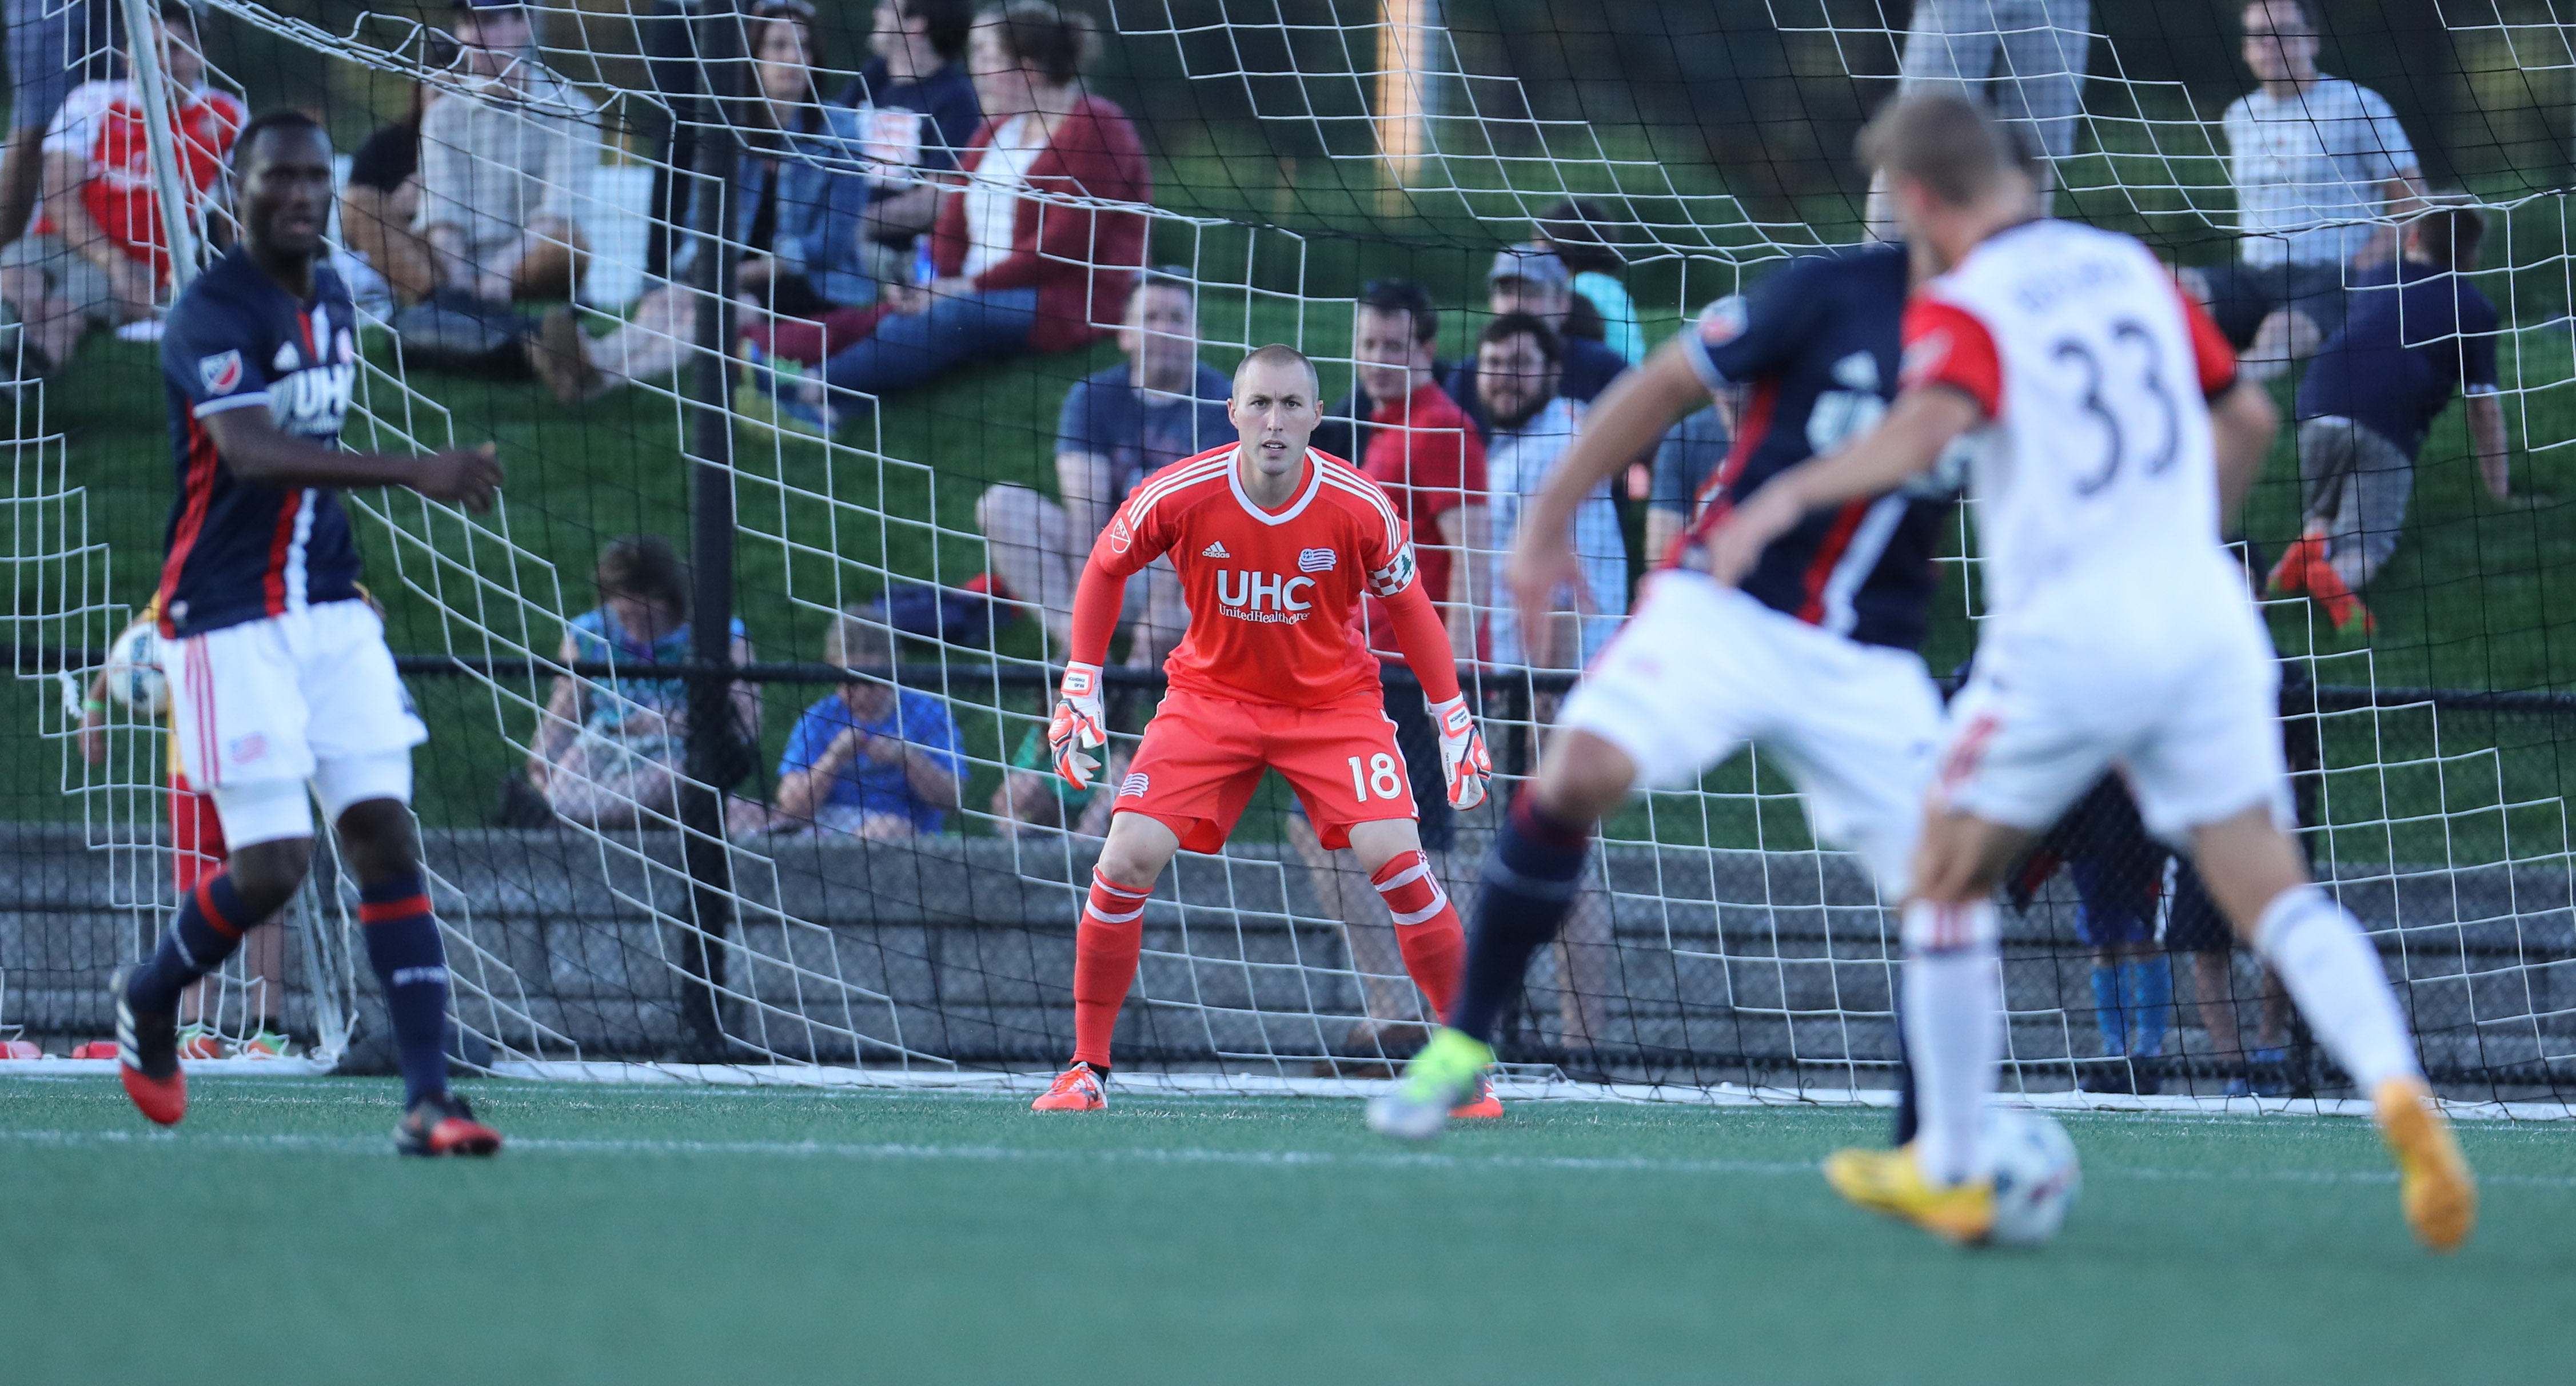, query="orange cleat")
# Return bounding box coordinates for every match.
[2300,547,2376,635]
[1447,1073,1504,1120]
[394,1092,503,1157]
[2267,530,2322,596]
[1031,1062,1107,1112]
[113,972,185,1127]
[2375,1077,2475,1252]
